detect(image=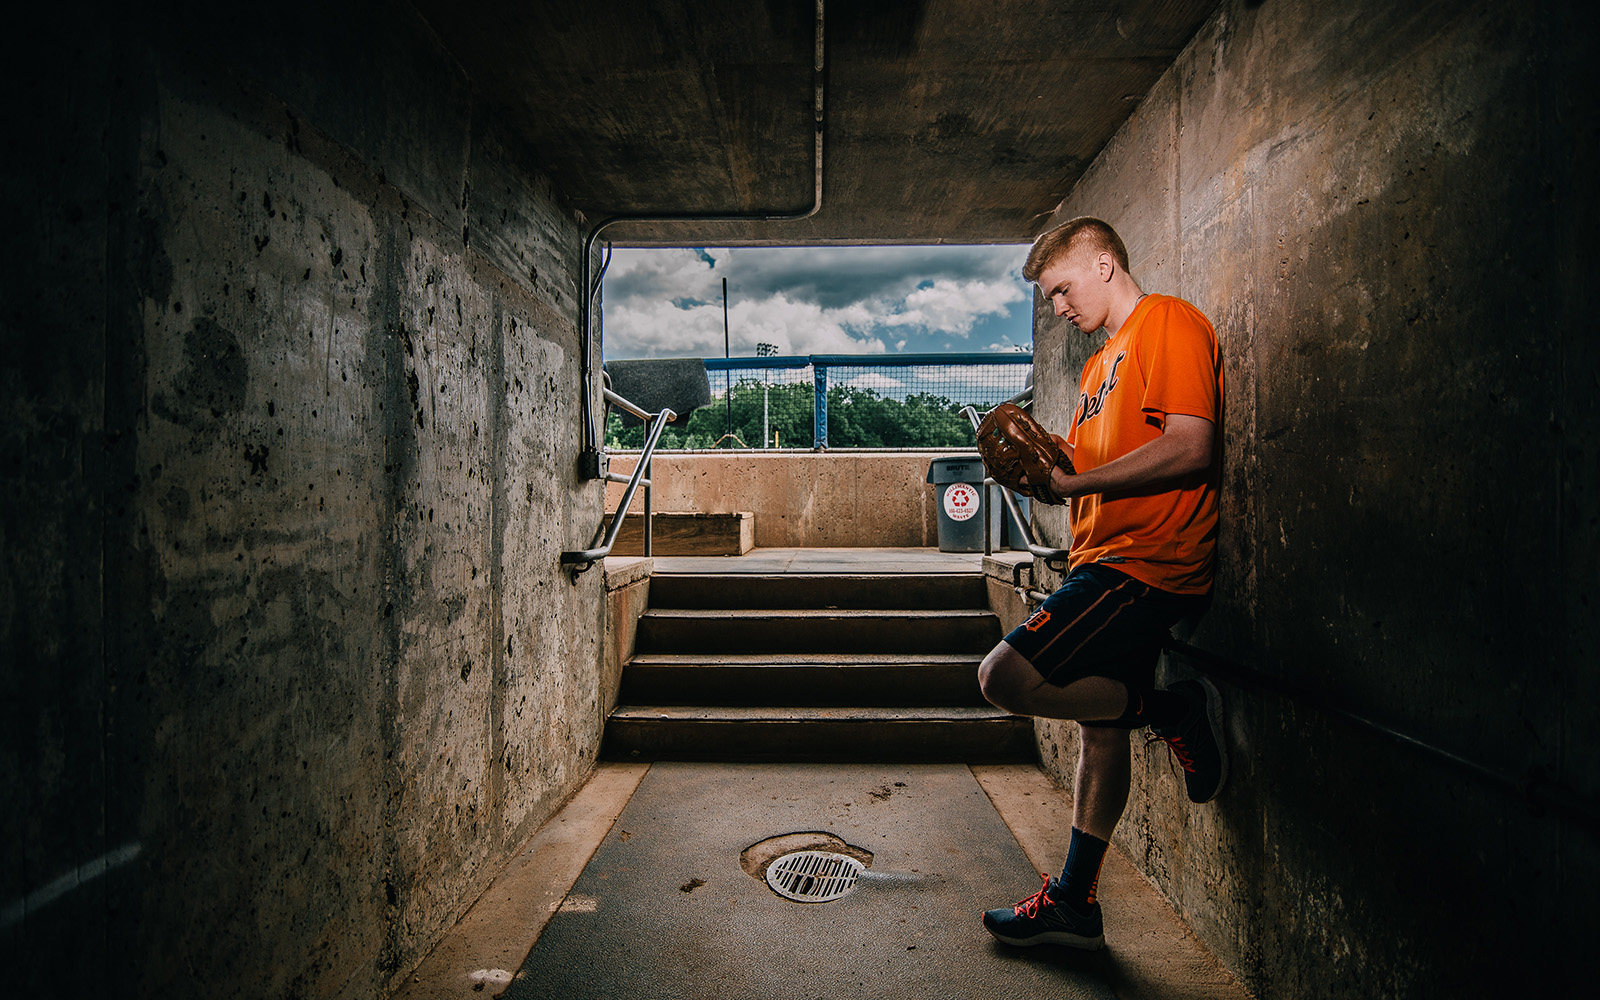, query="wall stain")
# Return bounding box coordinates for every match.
[151,317,248,428]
